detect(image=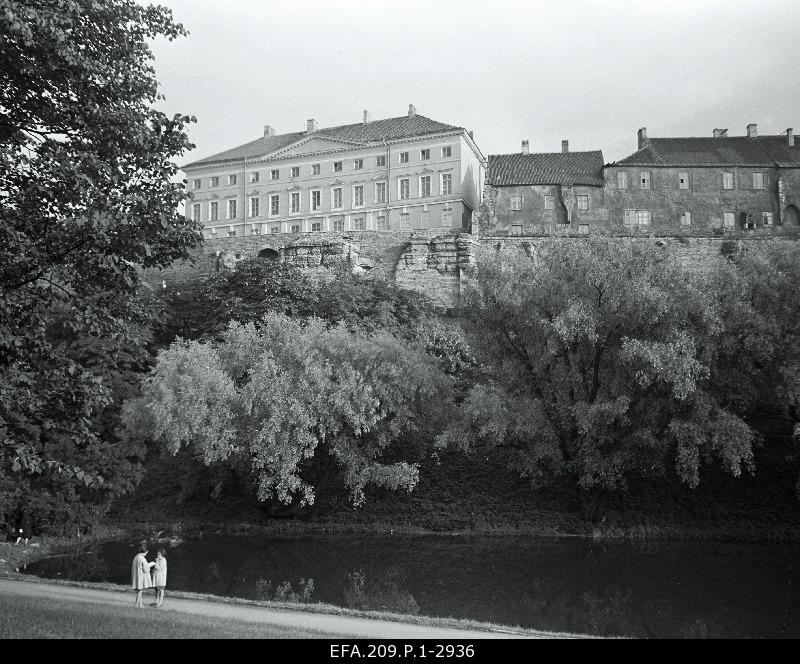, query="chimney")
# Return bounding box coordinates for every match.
[562,140,569,153]
[747,123,758,138]
[306,119,318,133]
[713,128,728,138]
[785,128,795,147]
[408,104,417,117]
[363,110,371,125]
[637,127,648,150]
[263,125,275,137]
[521,140,530,155]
